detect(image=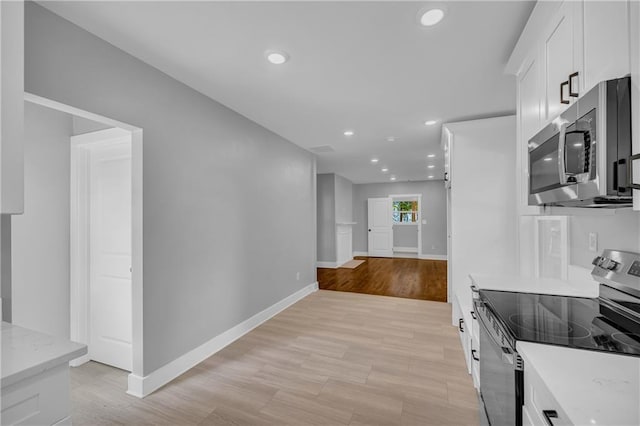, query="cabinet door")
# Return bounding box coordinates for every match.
[579,0,630,94]
[543,1,576,121]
